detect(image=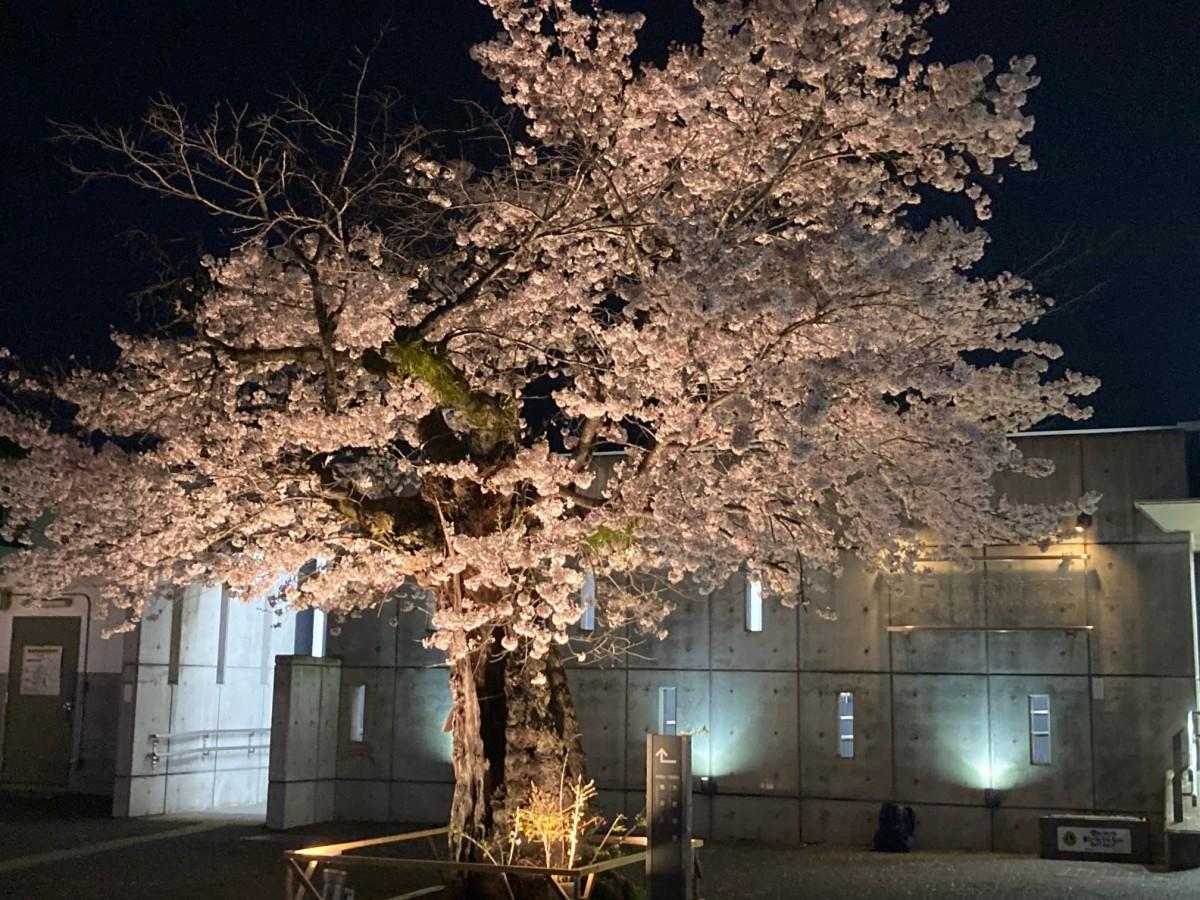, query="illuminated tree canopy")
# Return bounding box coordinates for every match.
[0,0,1096,868]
